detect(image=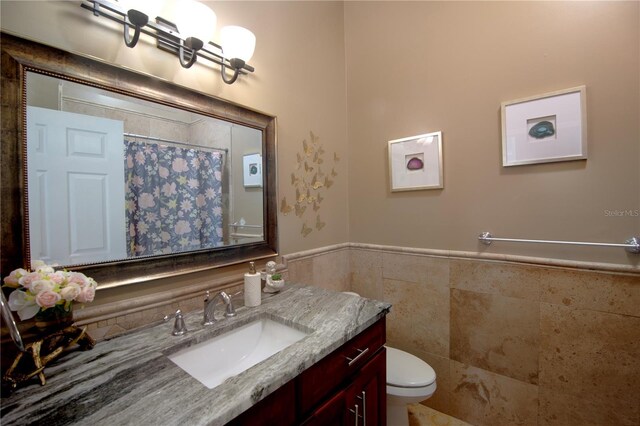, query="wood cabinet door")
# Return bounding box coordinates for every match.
[227,381,296,426]
[302,388,348,426]
[297,319,386,417]
[227,320,387,426]
[345,348,387,426]
[304,349,387,426]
